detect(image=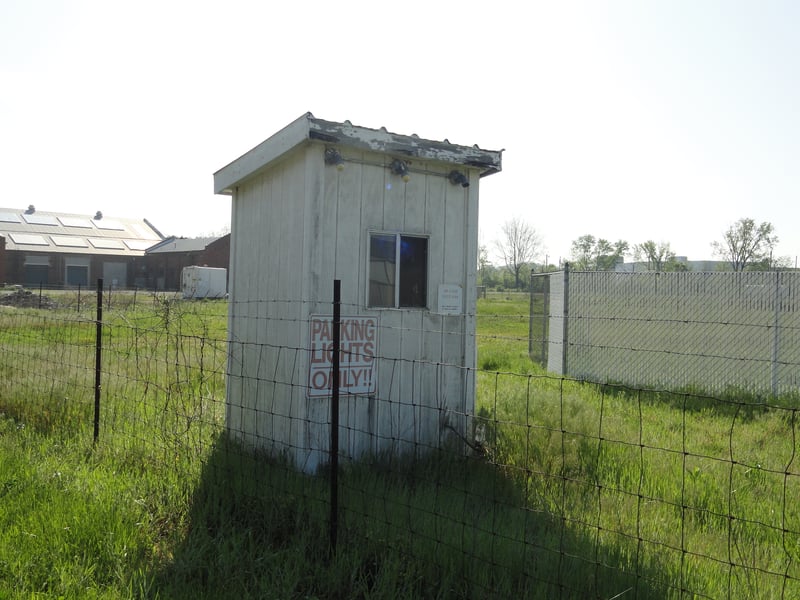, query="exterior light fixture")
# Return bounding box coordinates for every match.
[324,147,345,171]
[390,159,410,182]
[448,170,469,187]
